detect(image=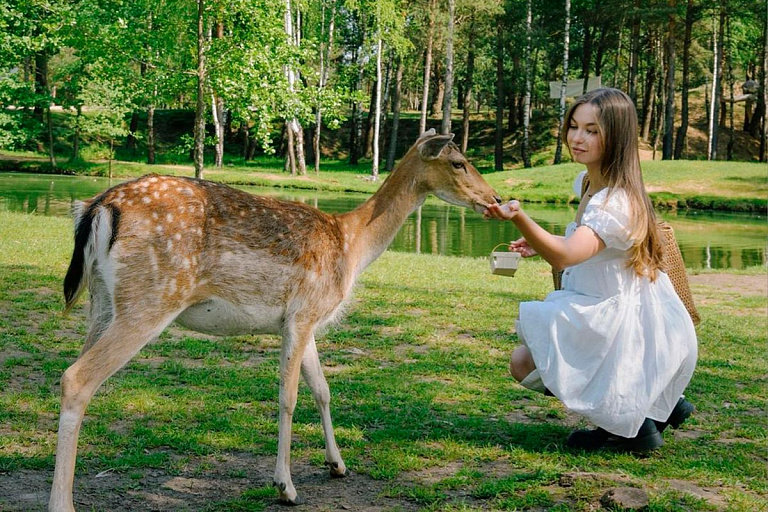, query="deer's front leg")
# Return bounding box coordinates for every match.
[274,325,311,505]
[301,336,347,478]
